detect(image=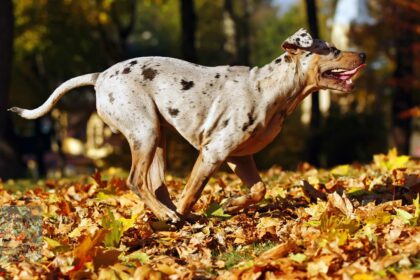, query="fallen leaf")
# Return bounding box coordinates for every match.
[72,228,108,271]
